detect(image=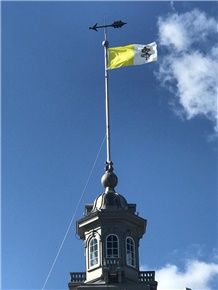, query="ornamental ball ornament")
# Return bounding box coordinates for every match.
[101,171,118,189]
[102,40,109,47]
